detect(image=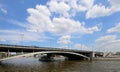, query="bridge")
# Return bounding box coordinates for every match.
[0,44,103,61]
